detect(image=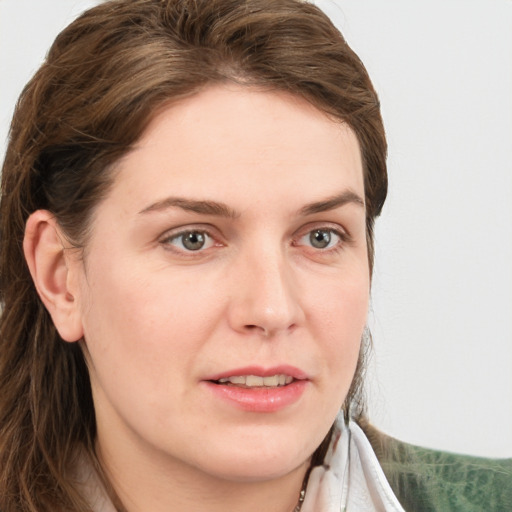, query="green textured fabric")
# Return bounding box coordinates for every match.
[369,430,512,511]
